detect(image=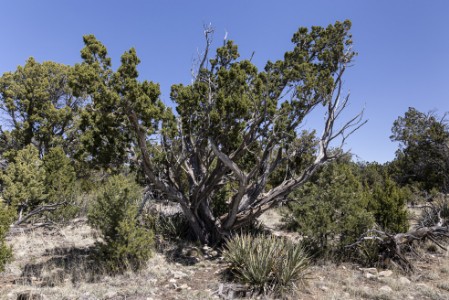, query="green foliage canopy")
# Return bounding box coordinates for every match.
[390,107,449,192]
[0,58,81,158]
[76,21,362,244]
